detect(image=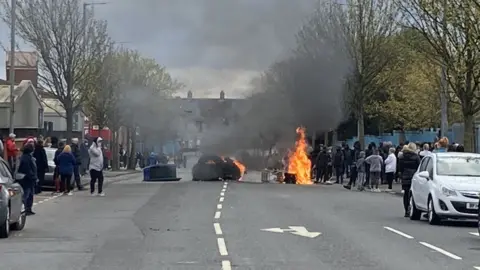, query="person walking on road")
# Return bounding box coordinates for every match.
[89,137,105,196]
[398,142,421,217]
[33,139,48,194]
[56,145,76,196]
[71,138,84,191]
[365,149,383,192]
[17,143,37,216]
[384,147,397,191]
